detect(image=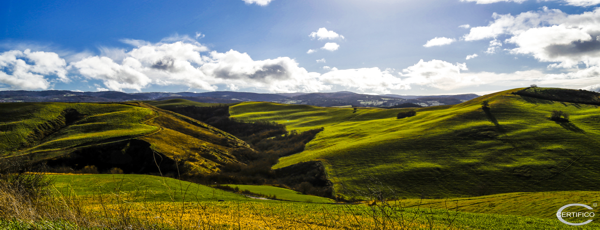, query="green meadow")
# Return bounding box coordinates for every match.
[45,174,600,229]
[231,88,600,199]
